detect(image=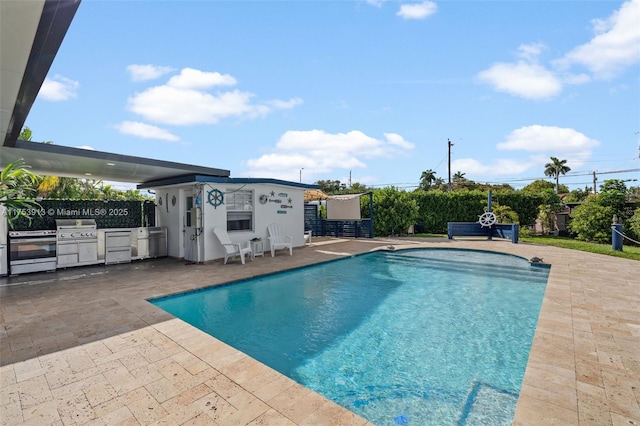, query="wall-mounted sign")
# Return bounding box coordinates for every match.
[268,190,293,209]
[259,194,268,204]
